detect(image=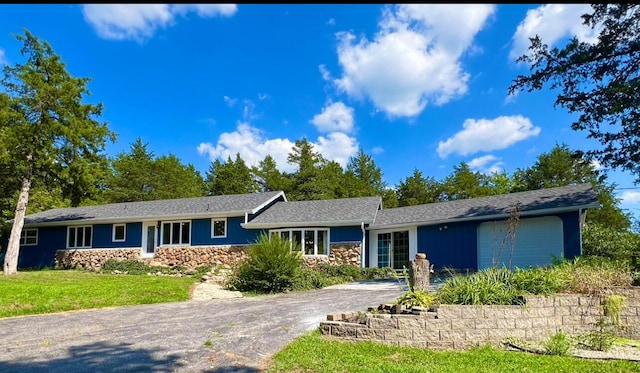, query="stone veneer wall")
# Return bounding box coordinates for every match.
[152,245,248,267]
[55,243,361,270]
[303,243,361,268]
[55,249,141,270]
[320,287,640,350]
